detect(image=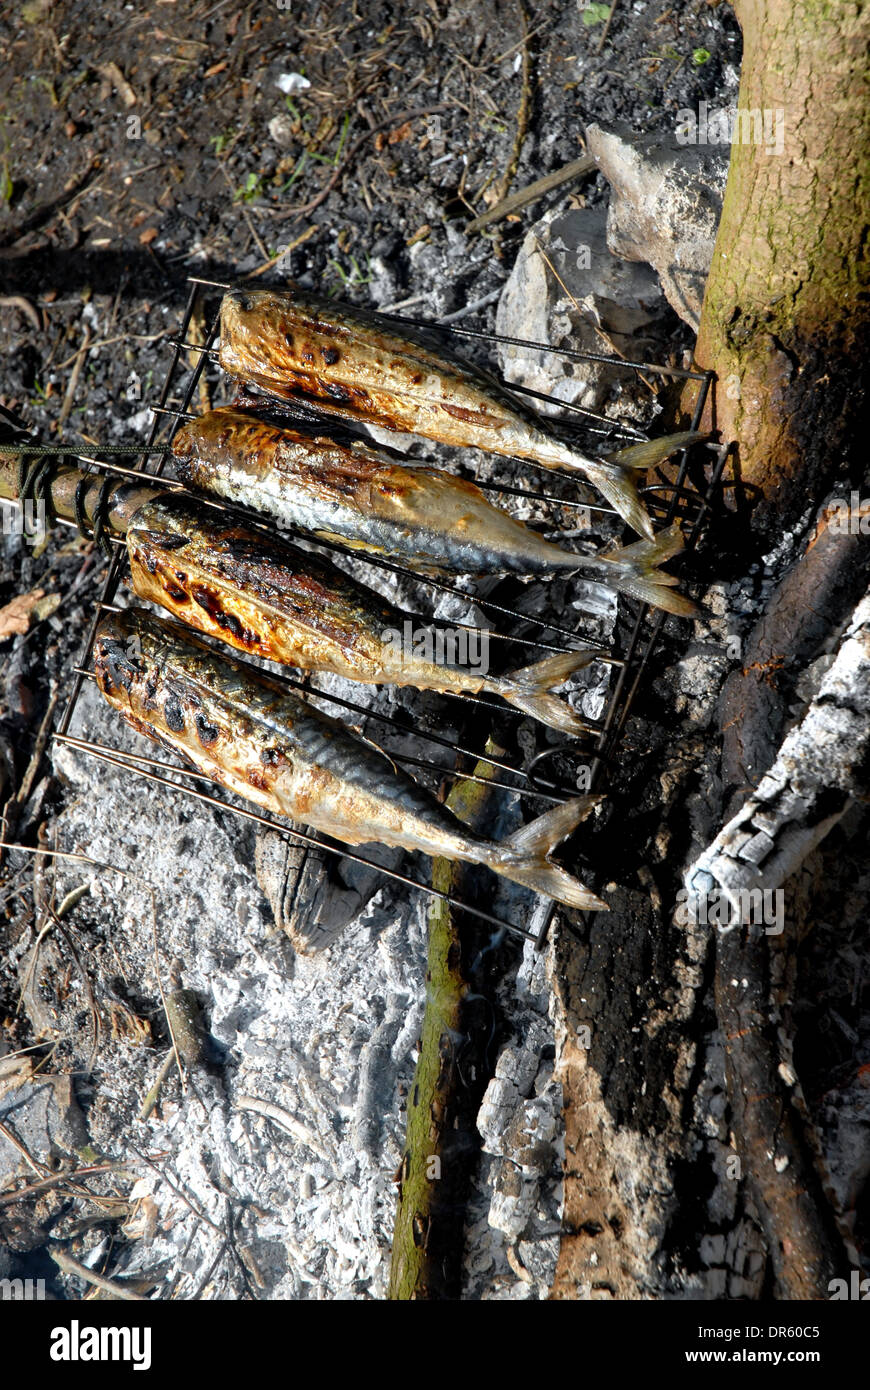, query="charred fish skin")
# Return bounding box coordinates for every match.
[127,494,601,736]
[127,492,395,679]
[93,608,477,854]
[93,609,608,910]
[218,286,533,443]
[171,406,585,575]
[171,409,697,616]
[218,288,703,538]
